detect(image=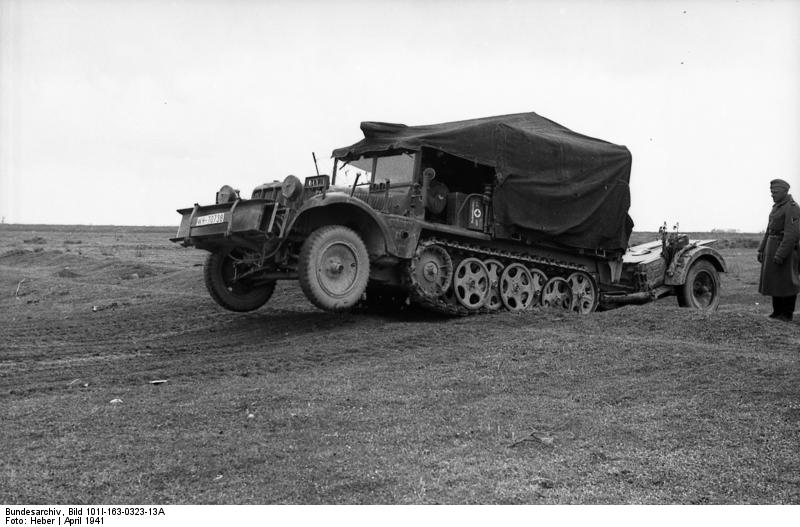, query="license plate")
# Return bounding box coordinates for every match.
[195,212,225,226]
